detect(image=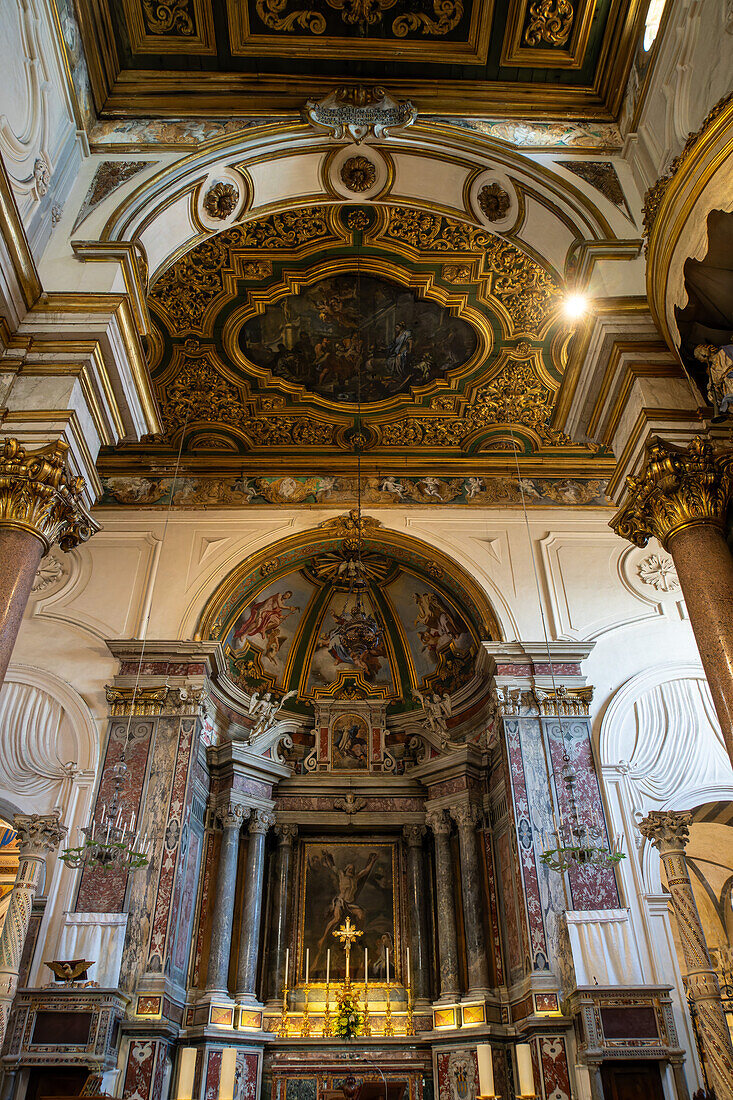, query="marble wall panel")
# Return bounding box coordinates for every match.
[76,719,153,913]
[515,716,572,979]
[118,716,184,993]
[147,716,199,974]
[495,830,522,977]
[205,1049,223,1100]
[538,1035,571,1100]
[504,717,550,971]
[481,829,504,986]
[193,830,218,988]
[122,1038,168,1100]
[236,1052,260,1100]
[545,718,619,910]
